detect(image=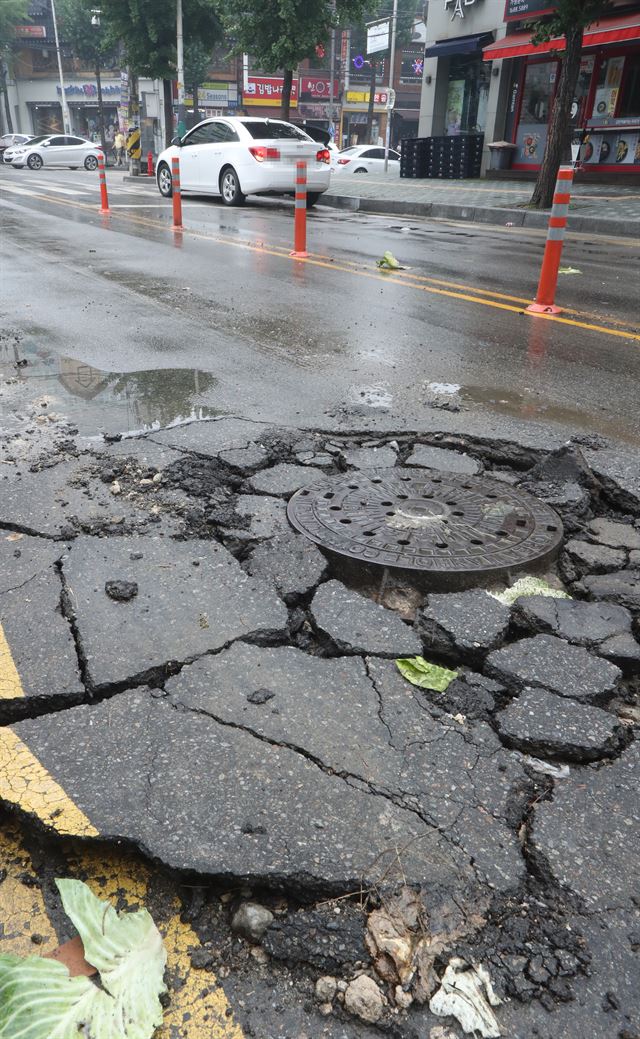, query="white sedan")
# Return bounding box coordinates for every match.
[156,117,331,207]
[5,134,104,170]
[334,145,401,174]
